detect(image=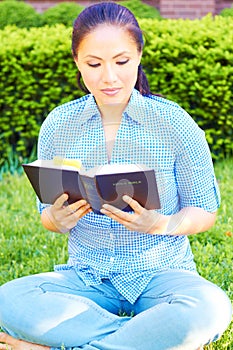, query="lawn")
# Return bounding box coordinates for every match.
[0,158,232,349]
